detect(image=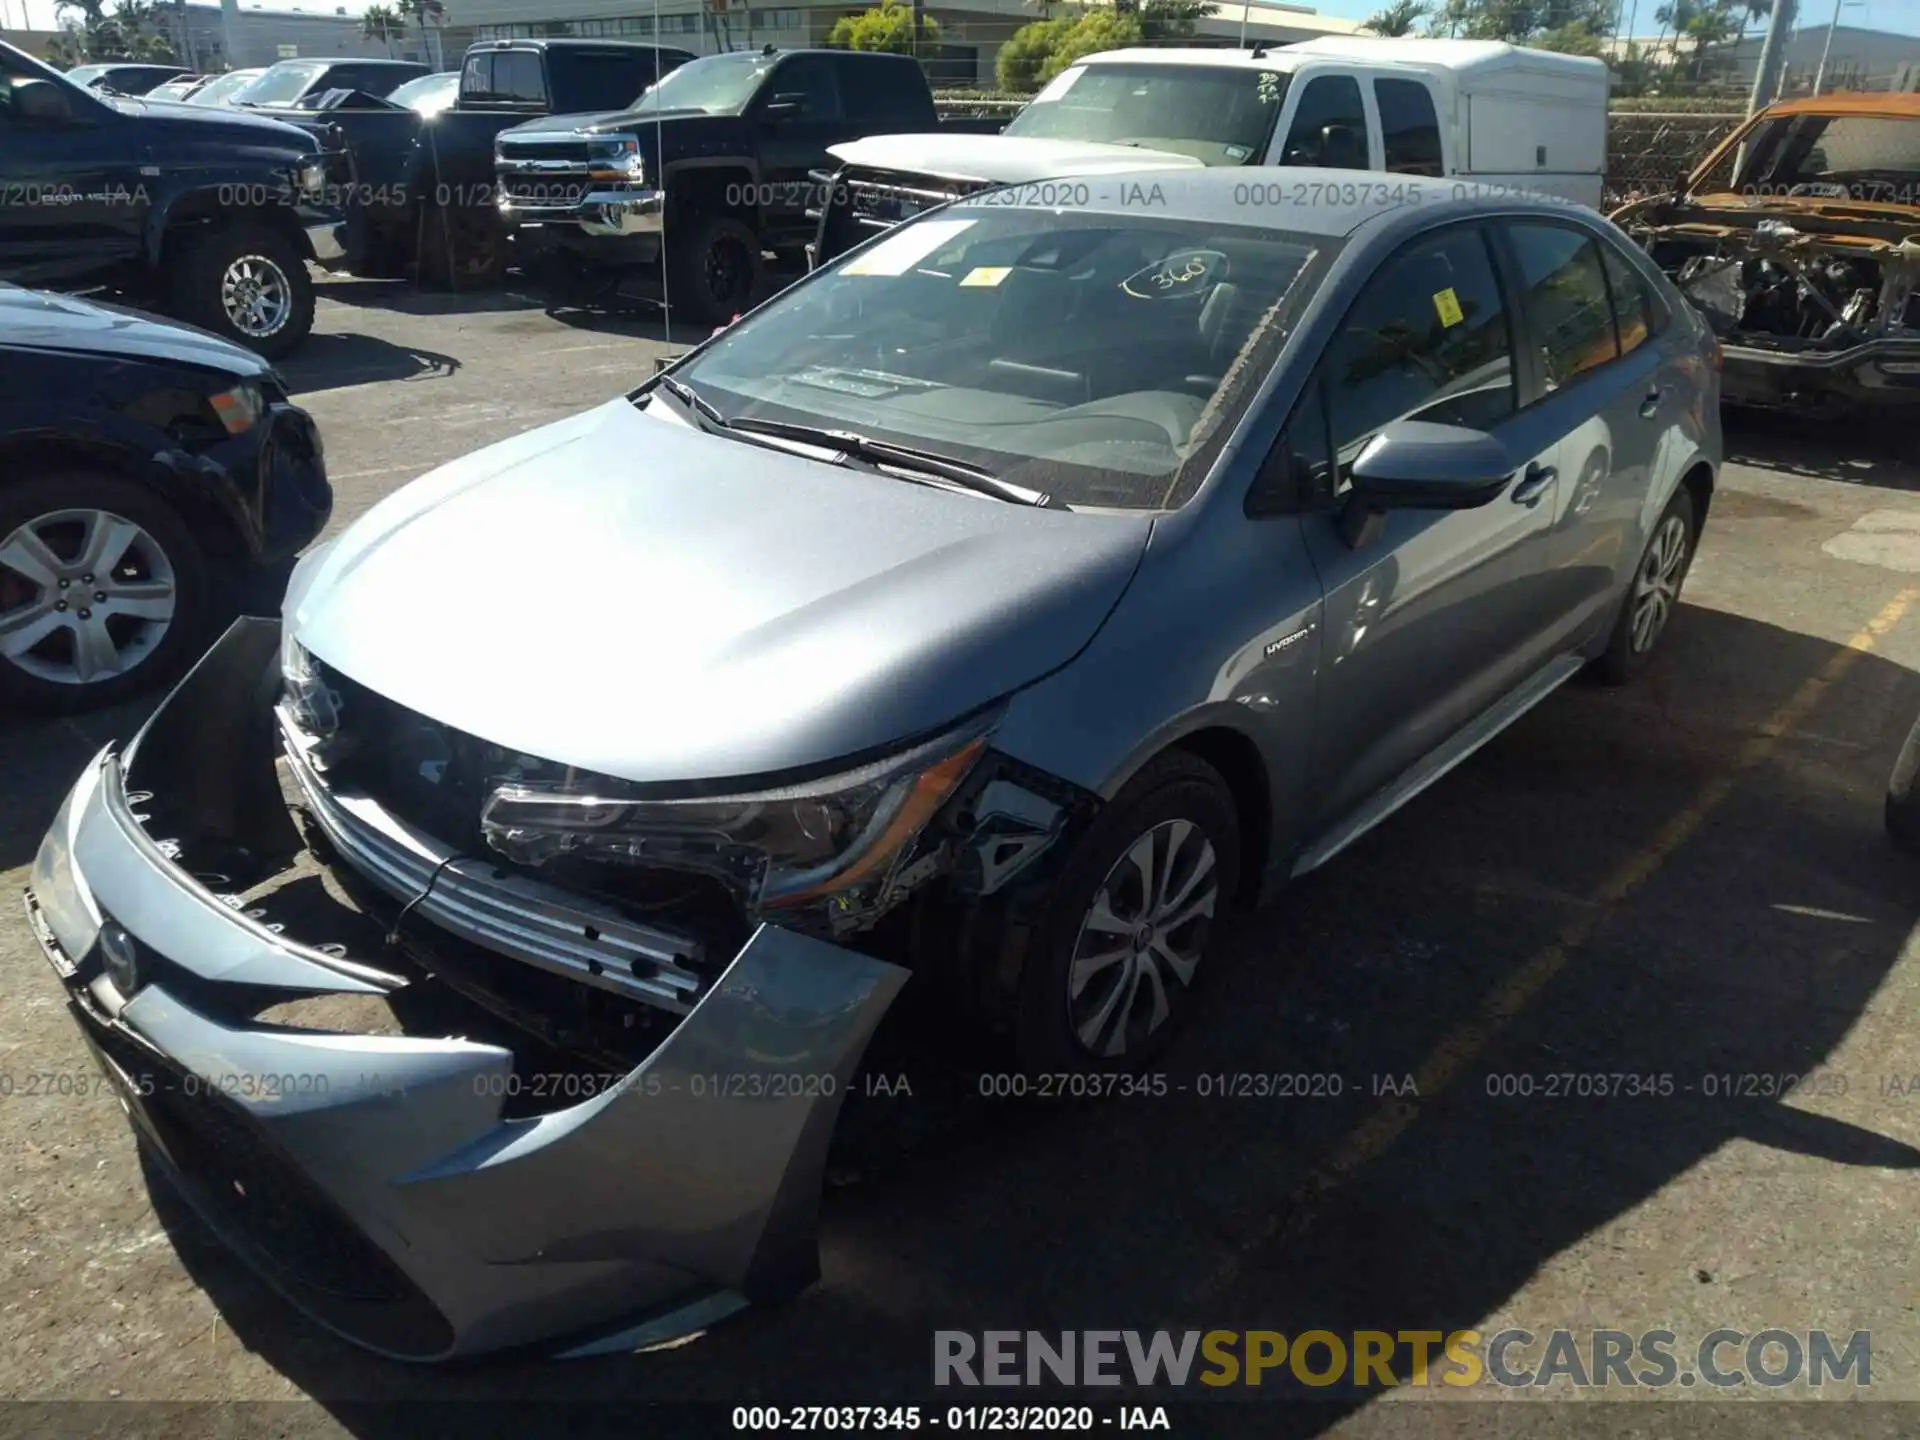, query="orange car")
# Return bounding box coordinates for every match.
[1611,92,1920,417]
